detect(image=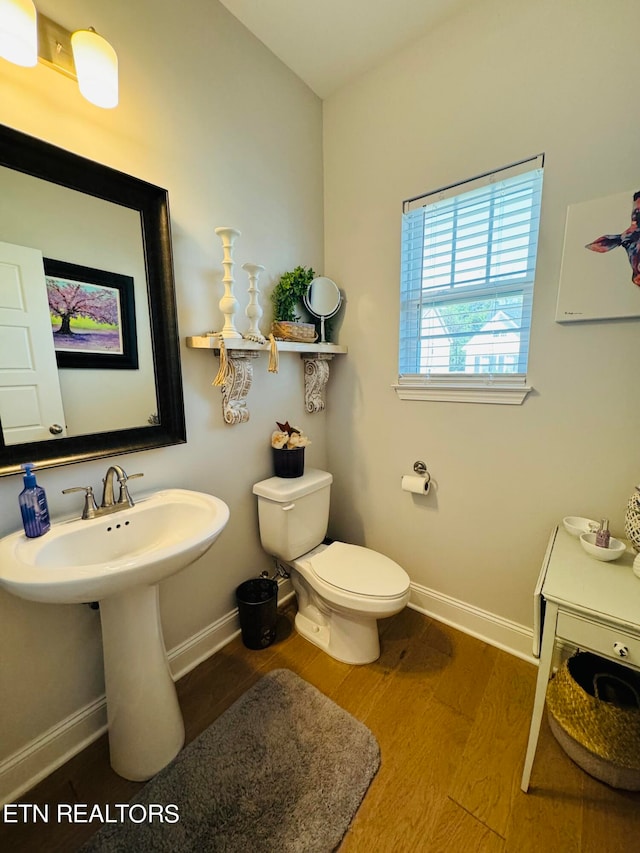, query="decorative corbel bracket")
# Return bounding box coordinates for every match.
[219,350,260,424]
[303,353,334,413]
[188,335,346,425]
